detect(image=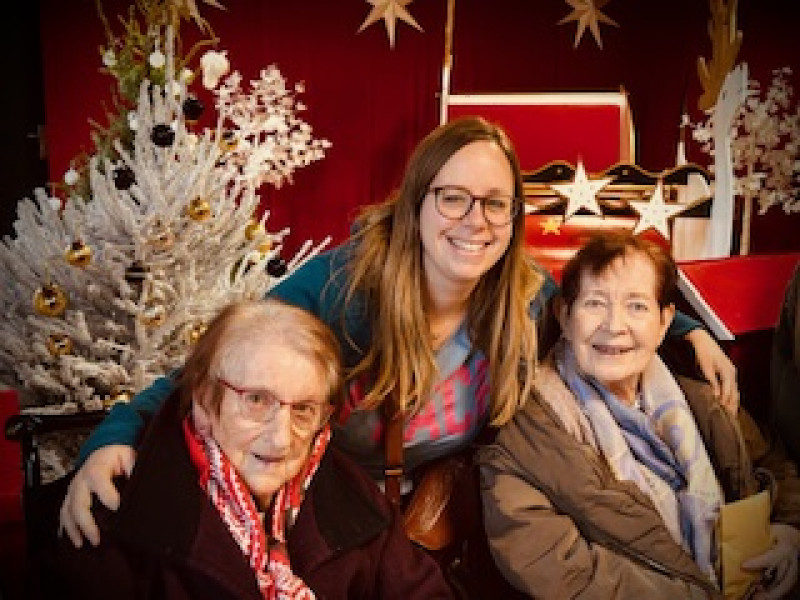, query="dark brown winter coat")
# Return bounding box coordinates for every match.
[34,394,453,600]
